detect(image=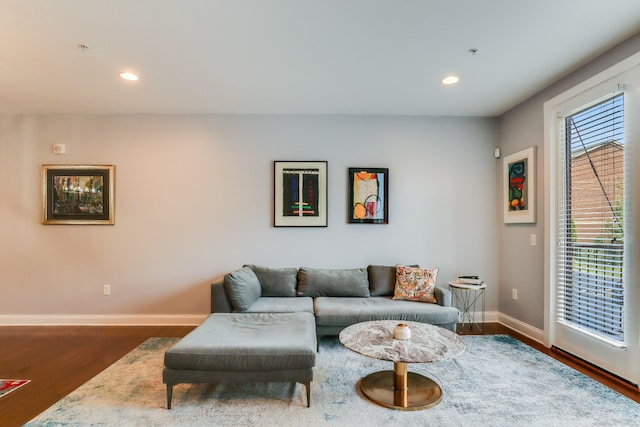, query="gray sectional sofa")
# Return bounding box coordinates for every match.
[210,265,461,337]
